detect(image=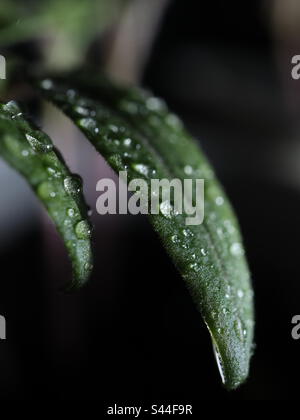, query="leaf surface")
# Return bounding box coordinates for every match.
[38,73,254,389]
[0,100,93,288]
